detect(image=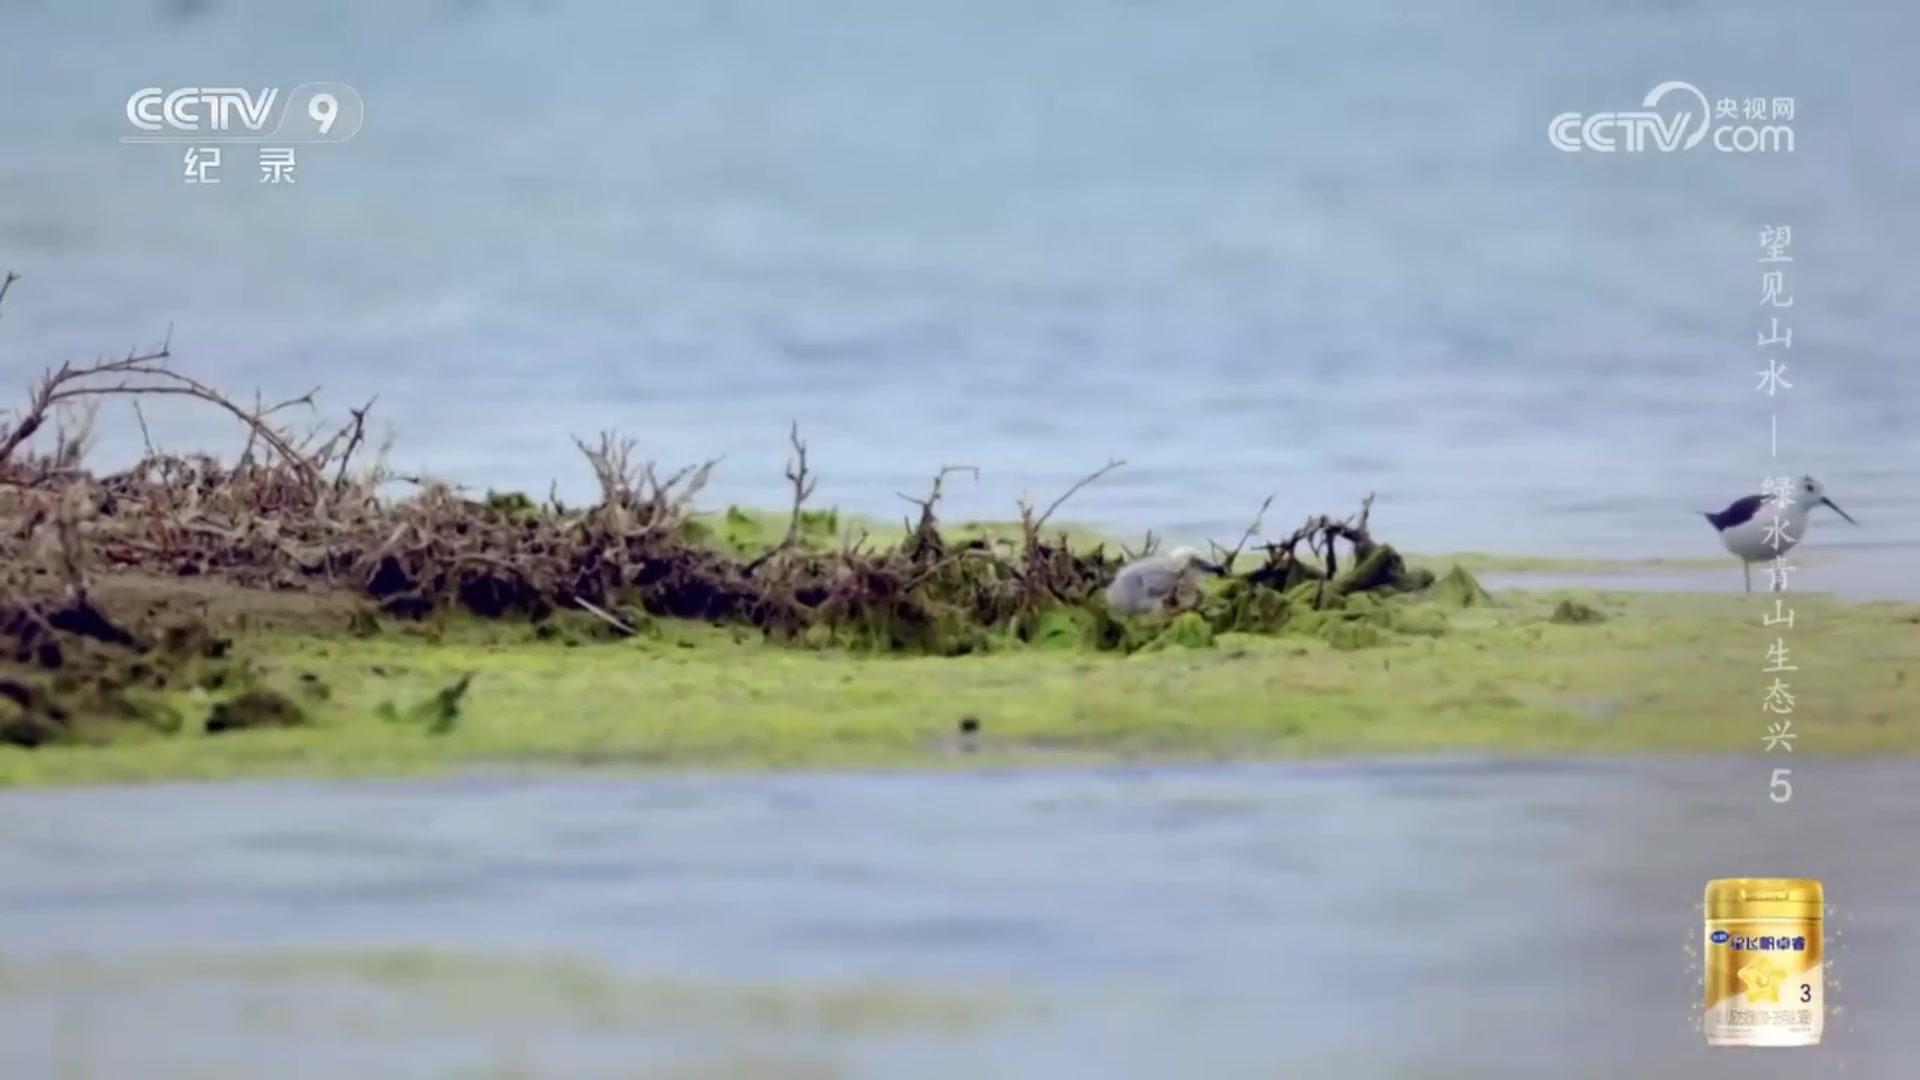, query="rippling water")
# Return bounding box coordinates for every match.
[1,0,1916,562]
[2,759,1917,1077]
